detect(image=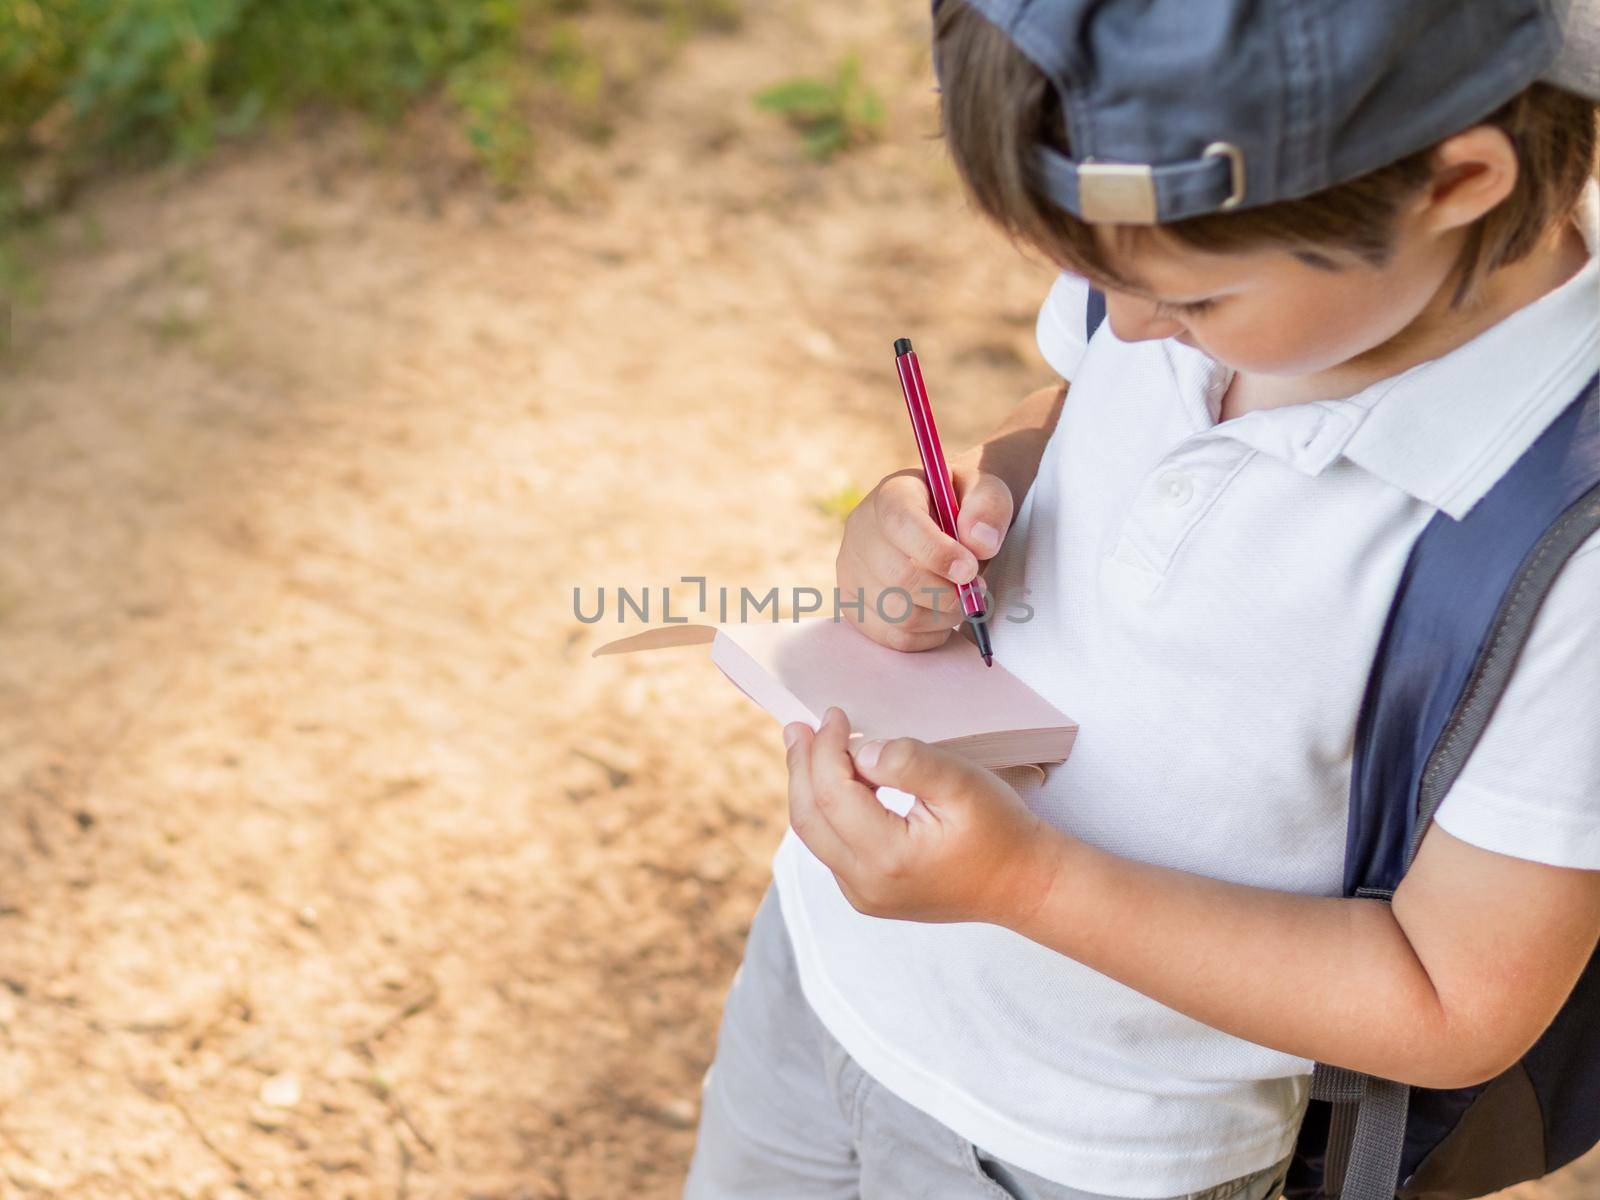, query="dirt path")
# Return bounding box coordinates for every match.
[0,2,1594,1197]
